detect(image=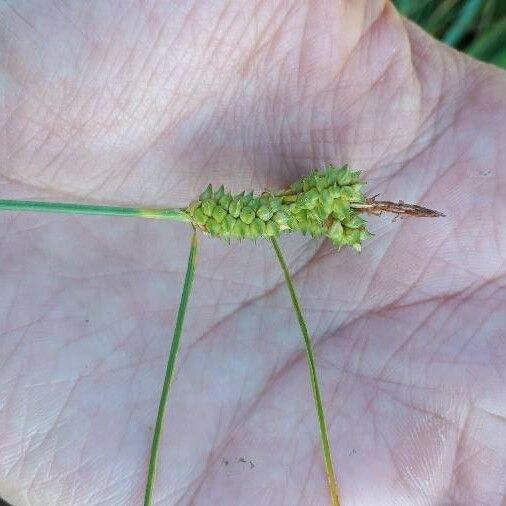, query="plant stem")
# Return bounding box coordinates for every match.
[270,237,340,506]
[0,199,190,222]
[144,230,198,506]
